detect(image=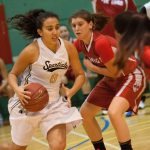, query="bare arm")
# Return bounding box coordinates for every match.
[0,59,8,91]
[63,40,85,106]
[8,43,39,104]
